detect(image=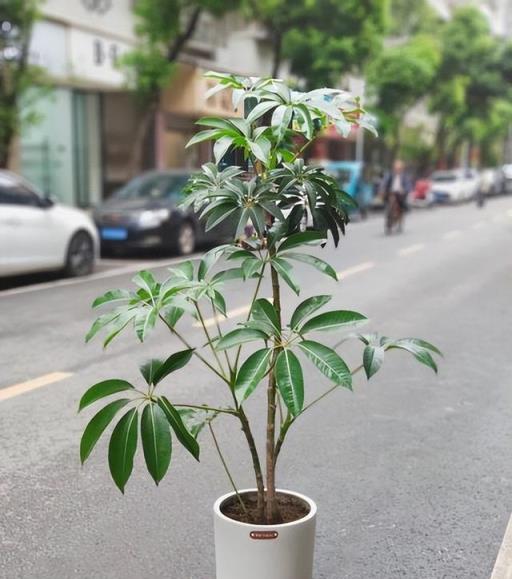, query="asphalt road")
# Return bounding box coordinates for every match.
[1,197,512,579]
